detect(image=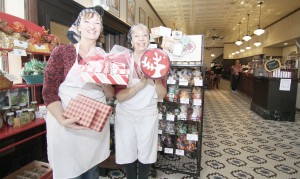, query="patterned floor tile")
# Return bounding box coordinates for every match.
[100,80,300,179]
